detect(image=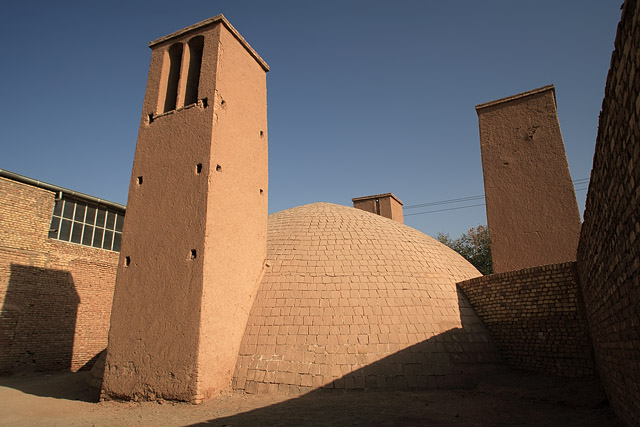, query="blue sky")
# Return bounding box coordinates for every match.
[0,1,621,238]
